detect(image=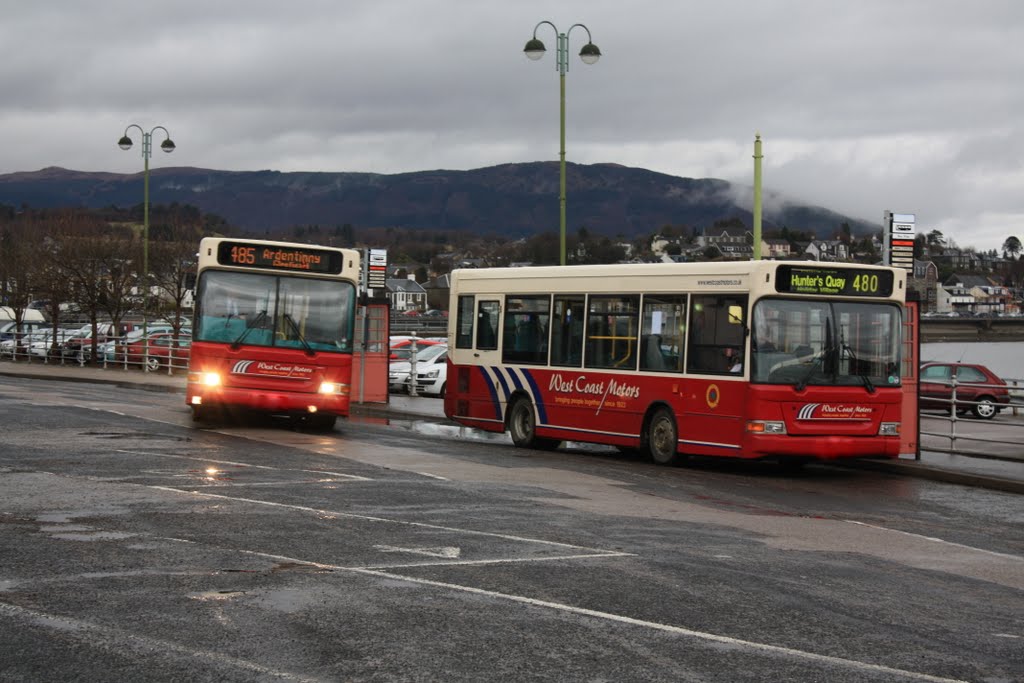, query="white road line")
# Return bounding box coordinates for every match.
[356,551,635,570]
[0,602,328,683]
[174,542,969,683]
[147,486,633,555]
[116,449,371,481]
[346,569,971,683]
[844,520,1024,561]
[413,471,450,481]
